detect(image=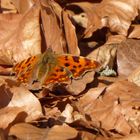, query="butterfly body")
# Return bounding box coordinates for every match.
[13,50,100,87]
